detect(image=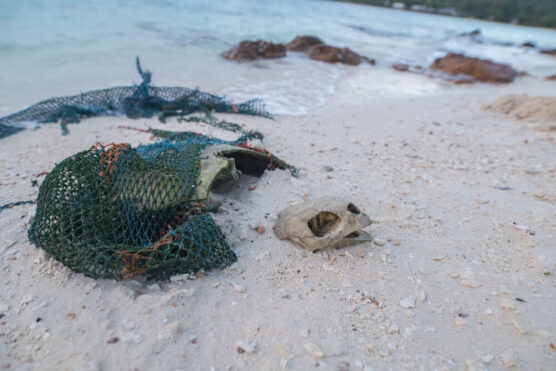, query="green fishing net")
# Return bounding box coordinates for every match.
[28,129,296,280]
[0,57,270,139]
